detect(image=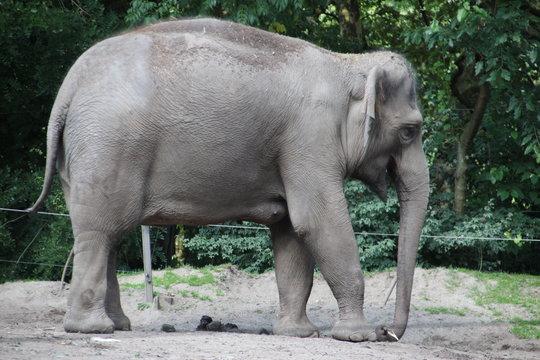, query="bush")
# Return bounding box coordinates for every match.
[345,179,400,271]
[0,166,73,282]
[176,180,540,275]
[182,224,274,274]
[0,0,122,168]
[421,199,540,273]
